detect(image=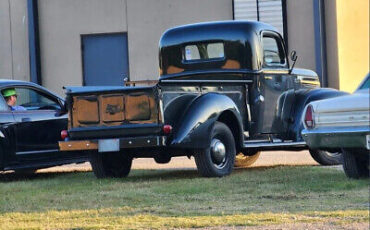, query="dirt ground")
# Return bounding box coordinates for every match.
[39,150,323,173]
